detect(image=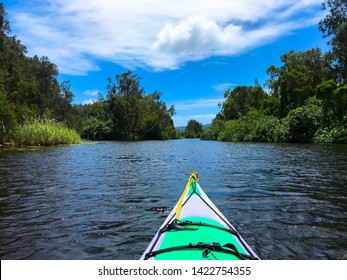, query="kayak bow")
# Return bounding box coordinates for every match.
[140,172,260,260]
